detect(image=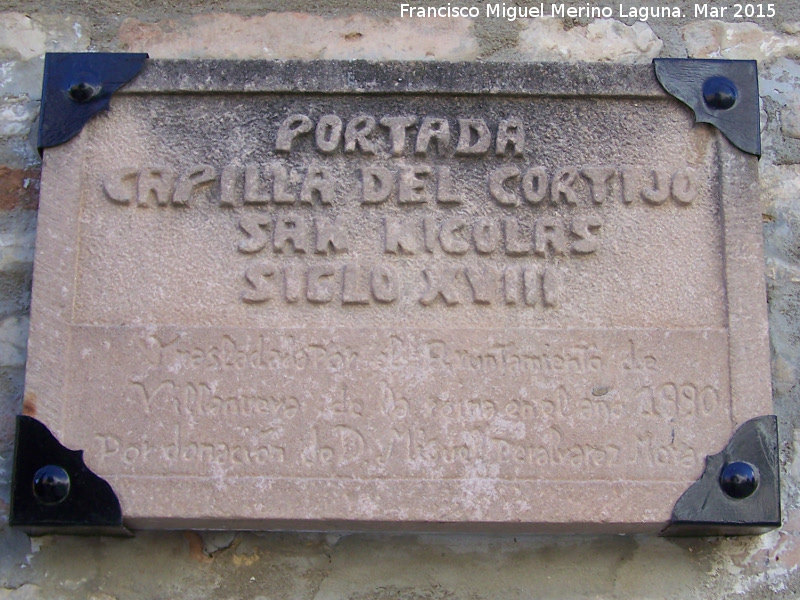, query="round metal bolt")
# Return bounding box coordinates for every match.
[68,81,102,103]
[32,465,71,505]
[702,76,738,111]
[719,461,758,499]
